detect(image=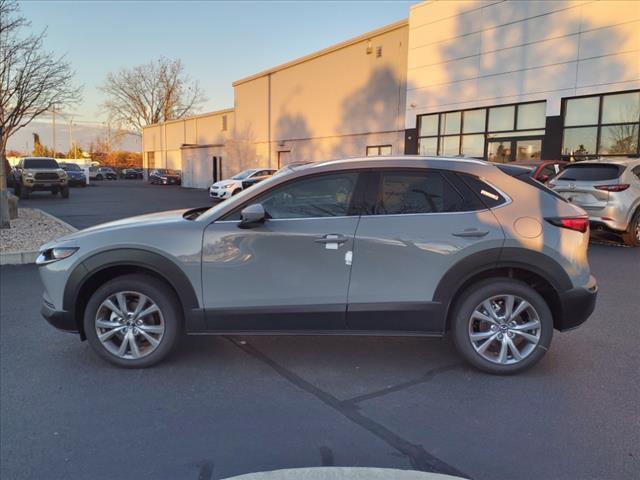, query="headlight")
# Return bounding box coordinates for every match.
[58,169,67,178]
[36,247,79,265]
[25,171,34,178]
